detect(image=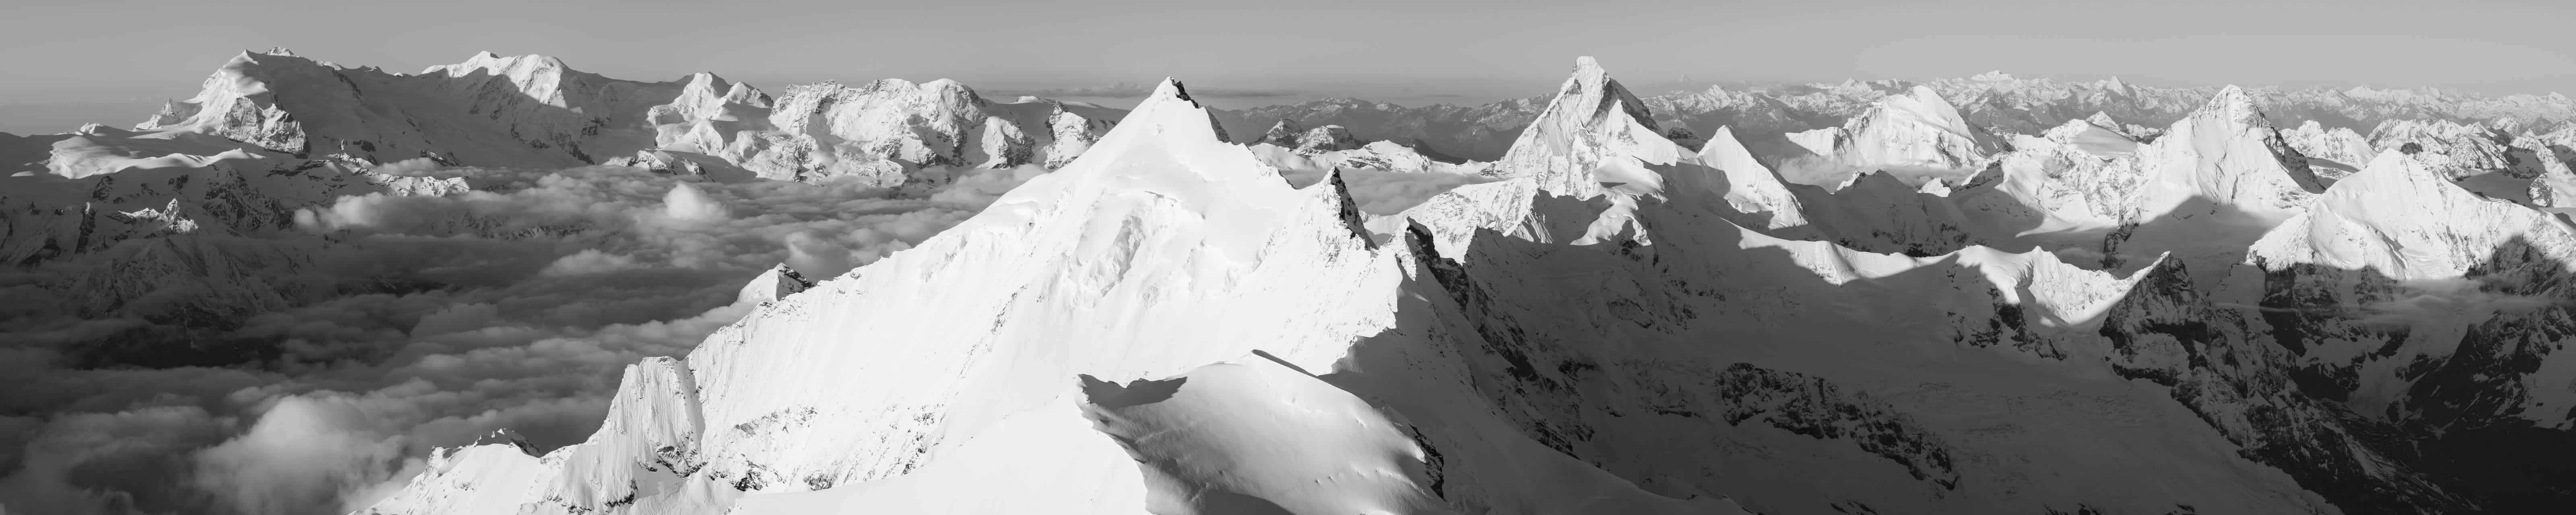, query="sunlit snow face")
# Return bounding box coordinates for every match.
[0,163,1045,515]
